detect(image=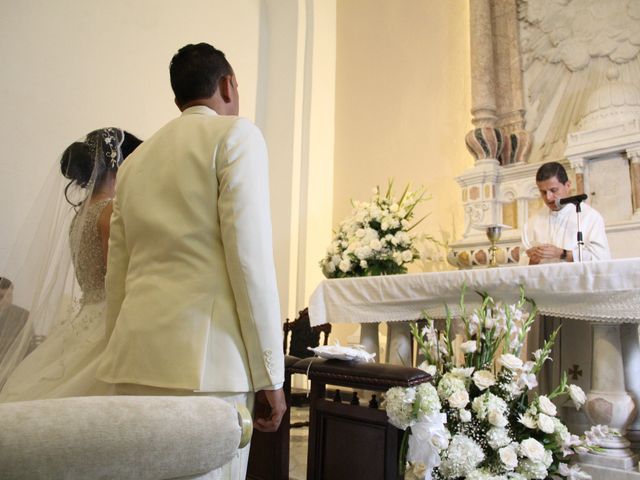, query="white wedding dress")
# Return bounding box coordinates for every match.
[0,199,114,402]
